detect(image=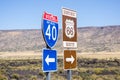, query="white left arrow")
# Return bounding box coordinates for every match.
[45,55,55,65]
